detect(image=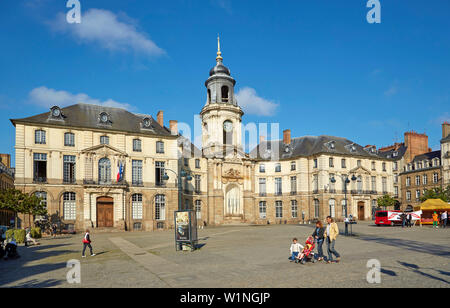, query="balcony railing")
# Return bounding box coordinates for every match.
[83,180,129,187]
